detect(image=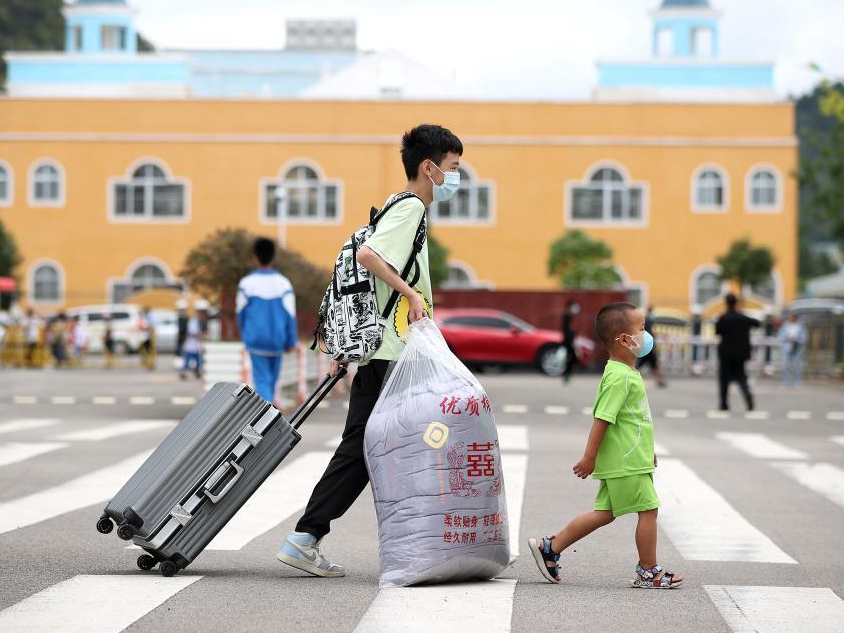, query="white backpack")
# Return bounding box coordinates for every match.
[312,191,425,363]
